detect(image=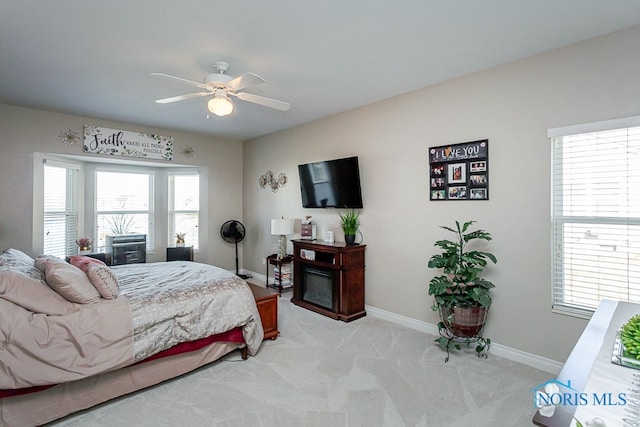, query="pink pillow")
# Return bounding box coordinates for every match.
[0,270,77,315]
[68,255,106,273]
[85,264,119,299]
[44,259,101,304]
[34,254,65,273]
